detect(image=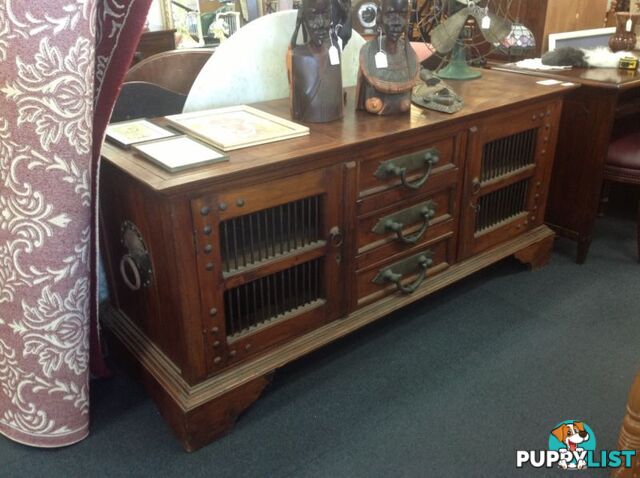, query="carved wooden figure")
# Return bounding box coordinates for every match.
[287,0,344,123]
[356,0,419,115]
